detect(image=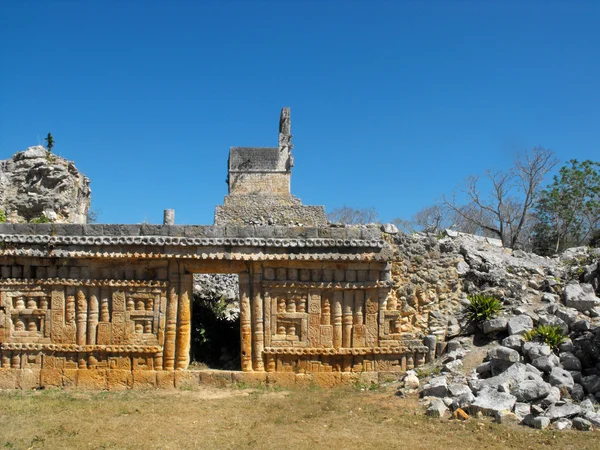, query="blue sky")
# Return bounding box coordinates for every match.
[1,0,599,225]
